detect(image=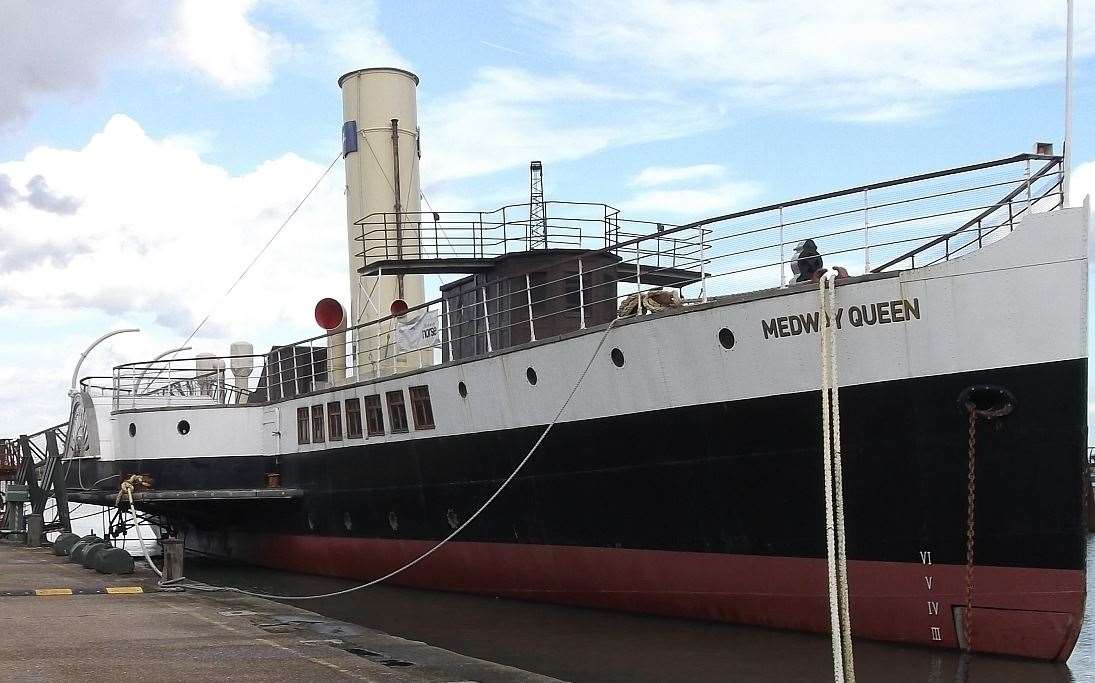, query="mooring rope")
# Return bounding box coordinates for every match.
[820,272,855,682]
[118,476,164,579]
[150,317,619,600]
